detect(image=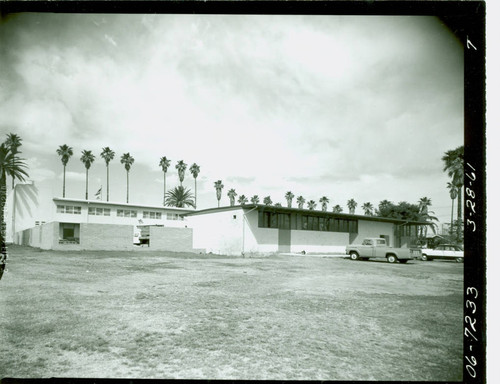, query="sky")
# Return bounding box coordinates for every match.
[0,13,464,227]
